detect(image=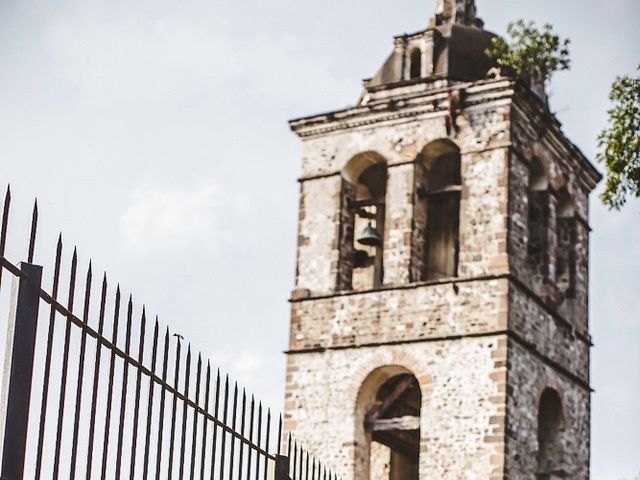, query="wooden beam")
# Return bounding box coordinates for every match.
[367,415,420,432]
[365,377,415,424]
